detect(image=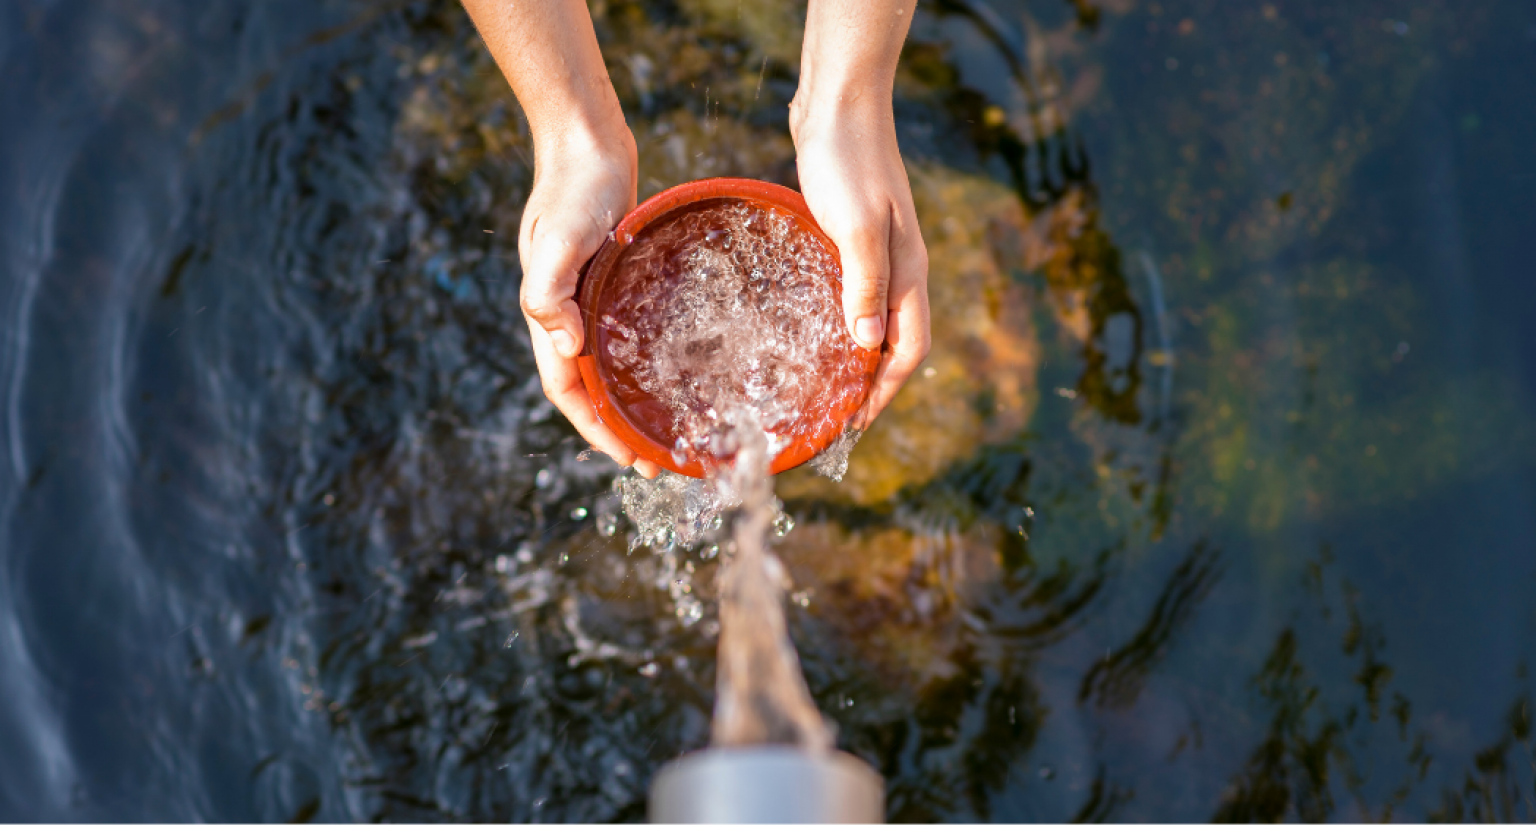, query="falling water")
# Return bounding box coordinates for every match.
[615,412,835,750]
[708,411,832,750]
